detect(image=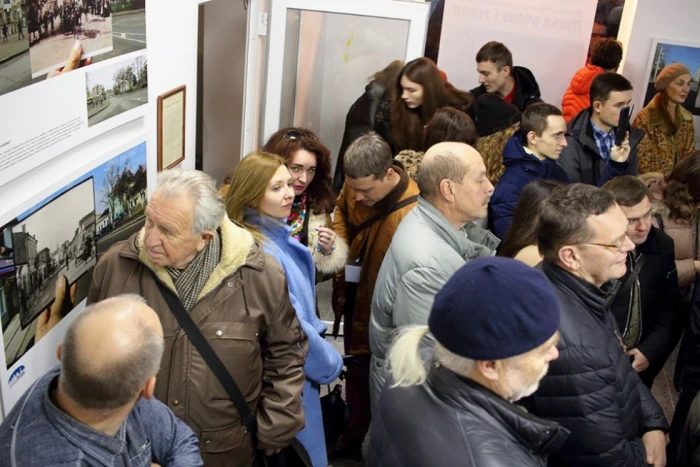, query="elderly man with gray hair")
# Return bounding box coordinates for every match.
[0,295,203,466]
[88,169,308,466]
[367,257,567,466]
[369,141,499,416]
